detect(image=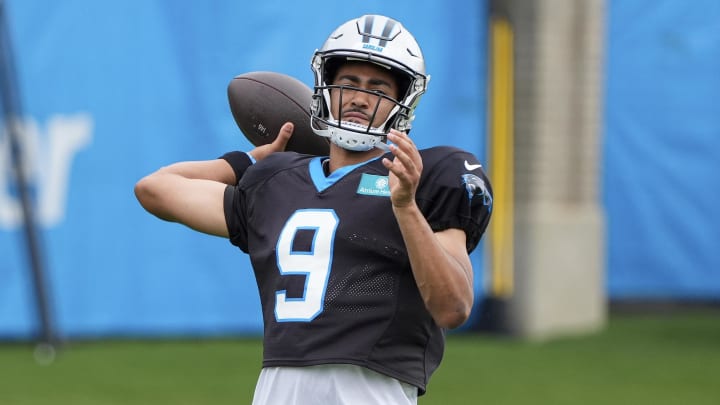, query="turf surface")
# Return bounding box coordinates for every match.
[1,311,718,404]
